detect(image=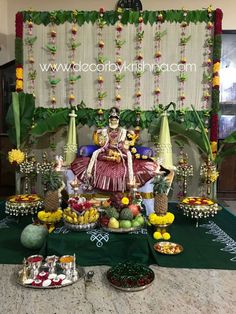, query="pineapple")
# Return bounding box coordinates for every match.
[152,175,170,216]
[43,170,63,212]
